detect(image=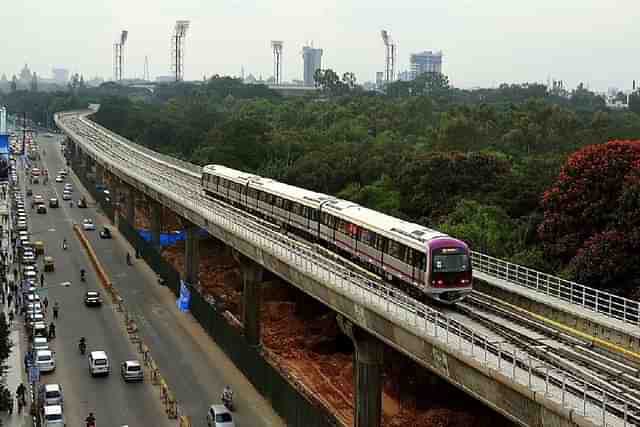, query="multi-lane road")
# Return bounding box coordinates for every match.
[15,134,284,426]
